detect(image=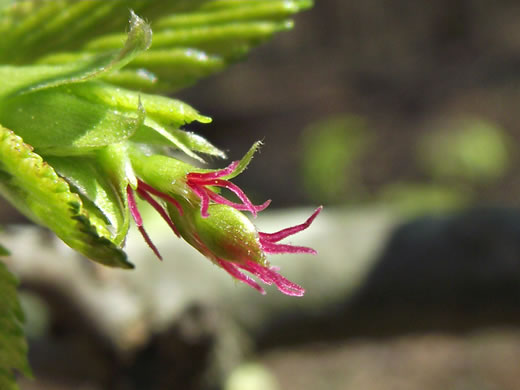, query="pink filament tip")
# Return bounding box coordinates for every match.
[218,258,304,297]
[218,259,266,295]
[258,206,322,255]
[187,162,271,218]
[127,185,163,260]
